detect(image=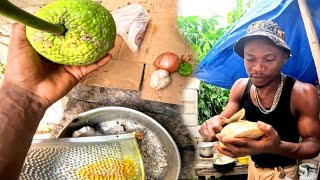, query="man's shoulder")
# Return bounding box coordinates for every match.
[231,78,250,92]
[230,78,250,101]
[290,79,319,120]
[292,79,318,96]
[234,78,249,87]
[290,79,319,108]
